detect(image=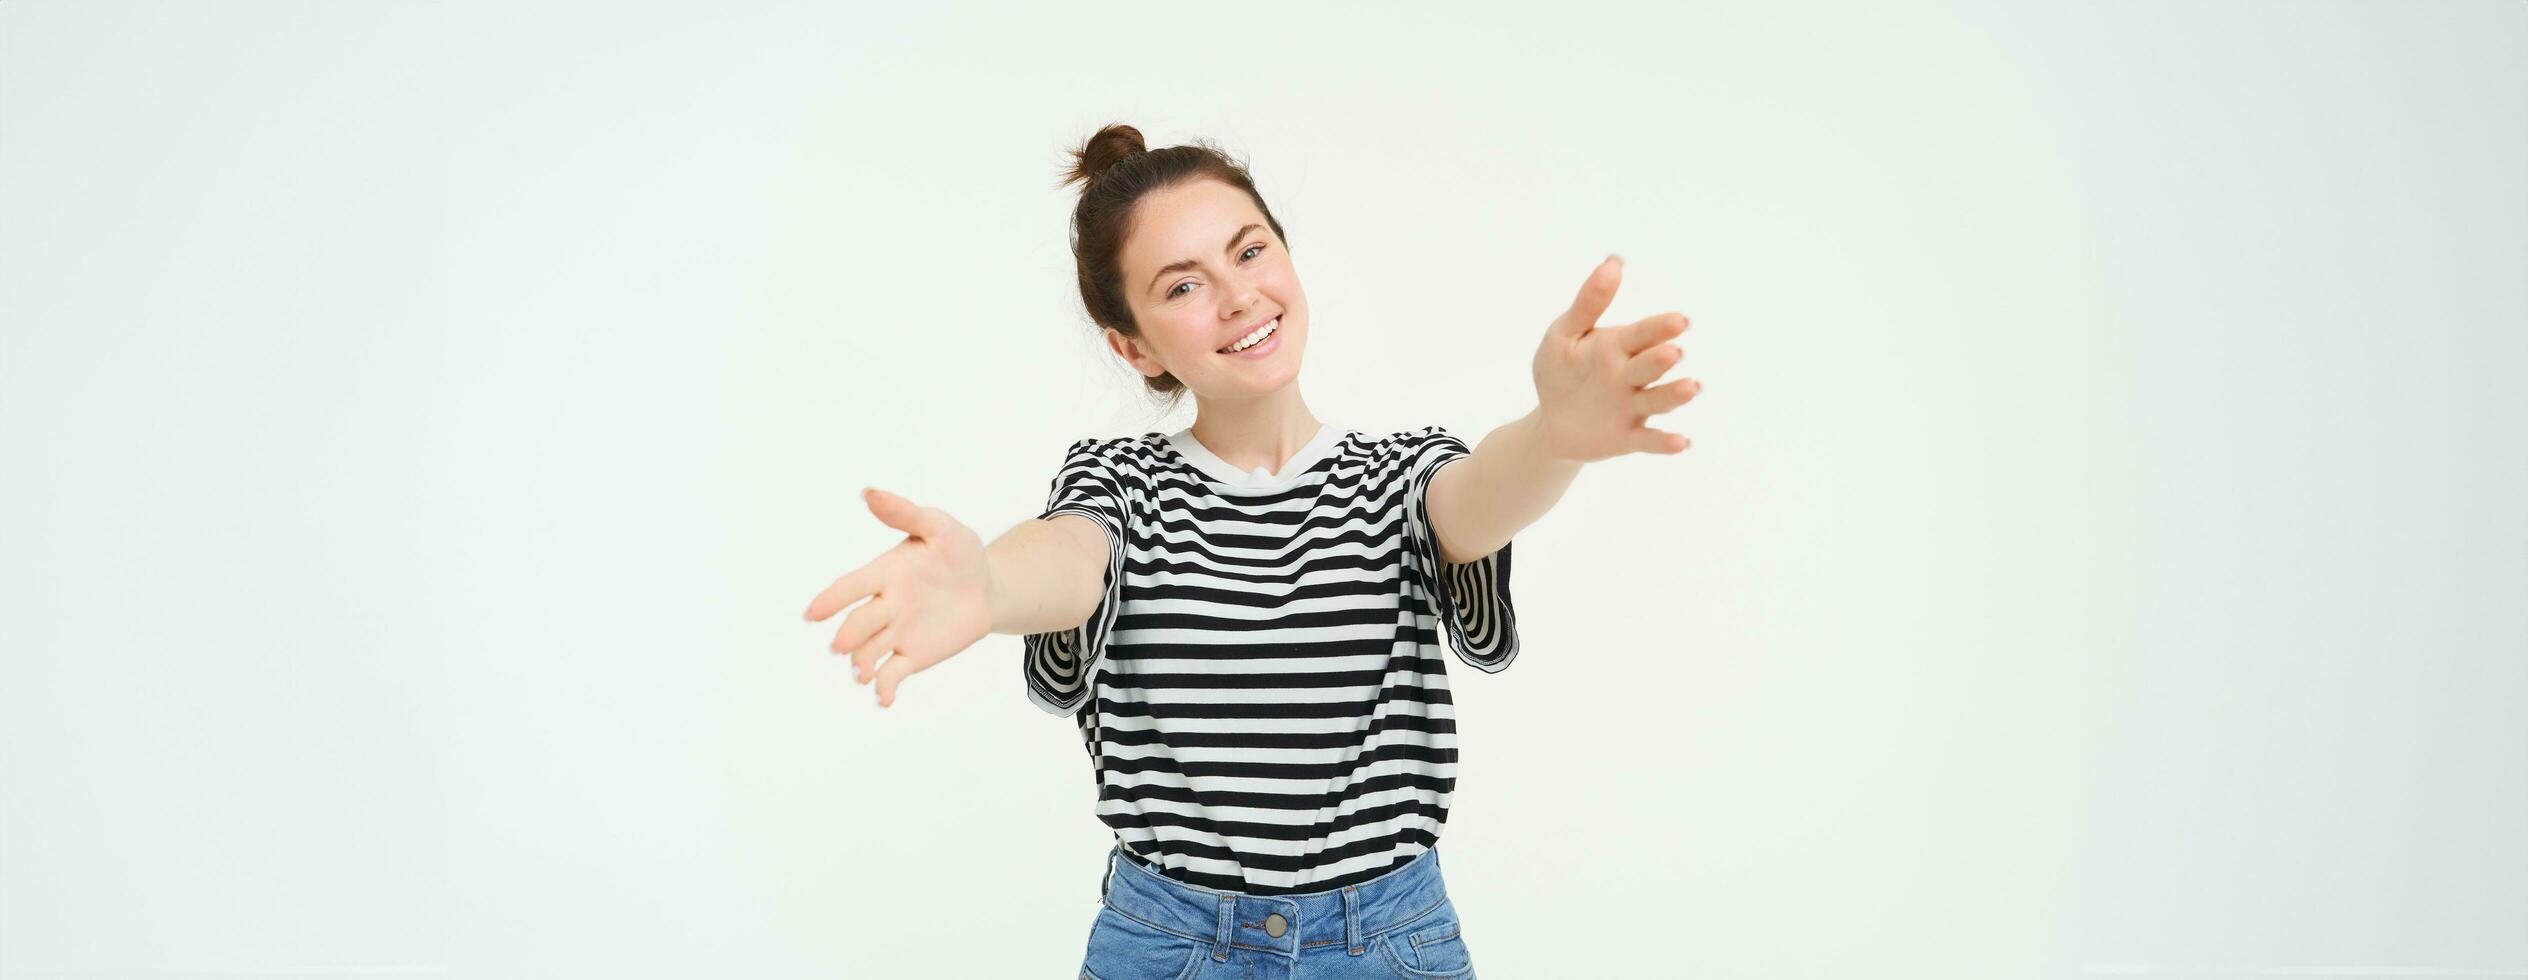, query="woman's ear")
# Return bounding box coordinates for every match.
[1104,327,1168,379]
